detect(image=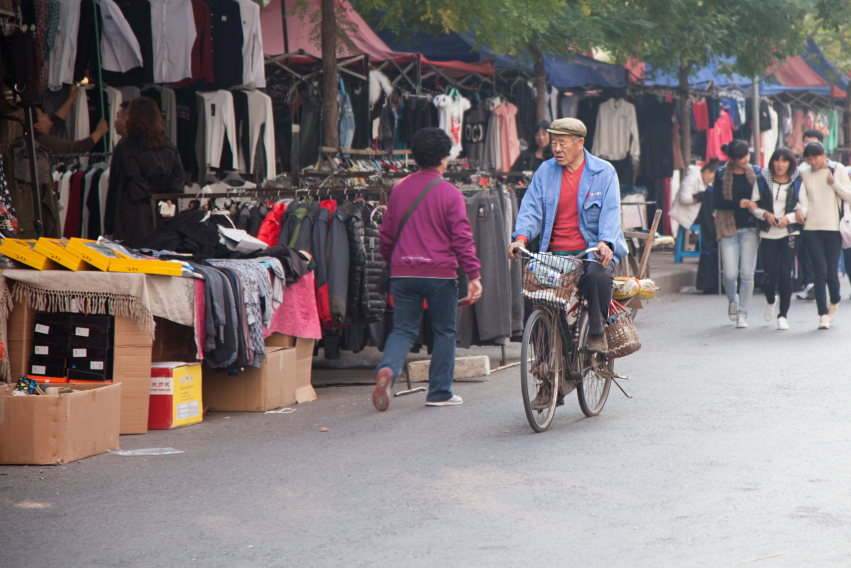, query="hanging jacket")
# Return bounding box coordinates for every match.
[359,201,385,321]
[328,201,352,325]
[293,203,318,252]
[345,200,366,323]
[256,202,286,246]
[279,200,305,247]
